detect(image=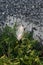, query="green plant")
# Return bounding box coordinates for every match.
[0,24,43,65]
